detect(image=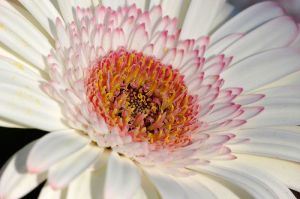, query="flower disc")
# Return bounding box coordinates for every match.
[86,48,199,149]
